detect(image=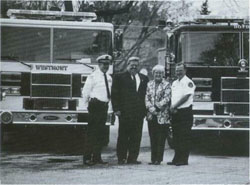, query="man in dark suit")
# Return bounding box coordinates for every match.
[111,56,149,165]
